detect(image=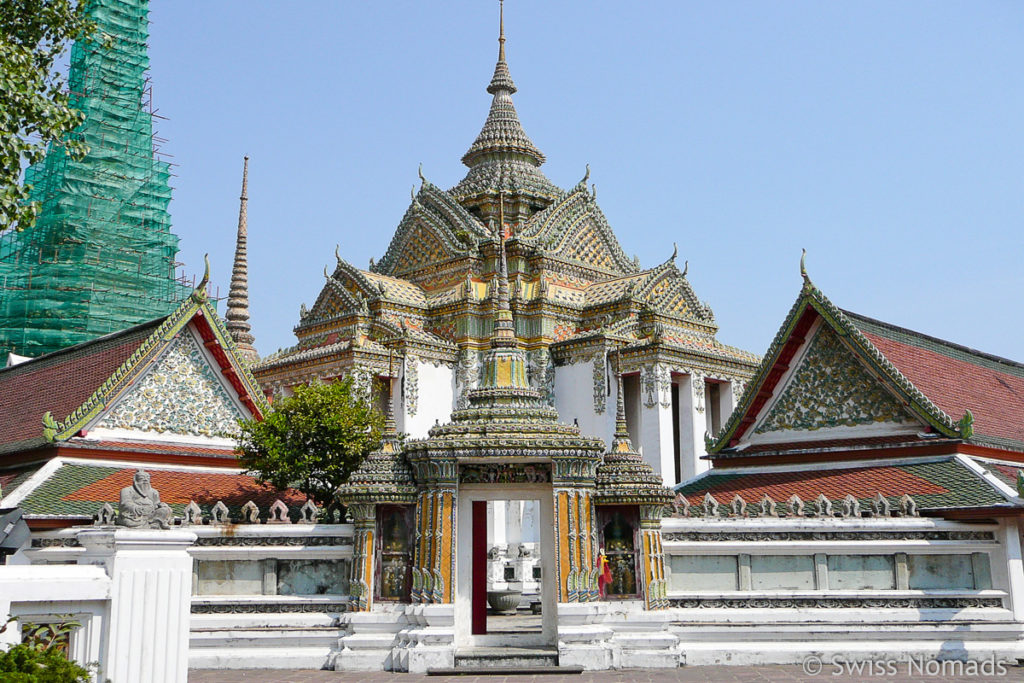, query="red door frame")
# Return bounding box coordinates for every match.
[471,500,488,634]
